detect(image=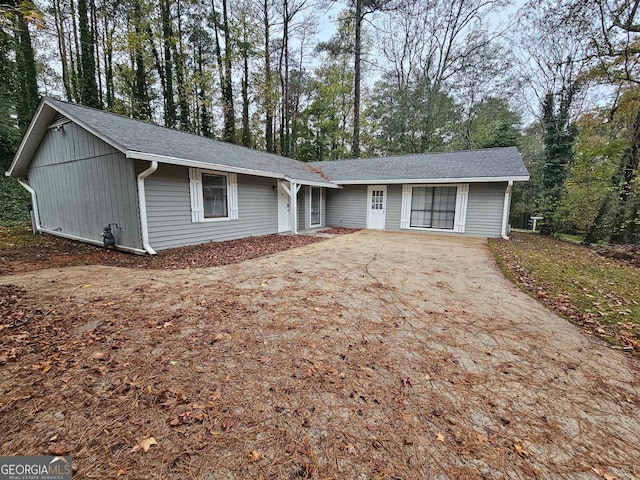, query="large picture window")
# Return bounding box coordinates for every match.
[202,173,228,218]
[410,186,457,229]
